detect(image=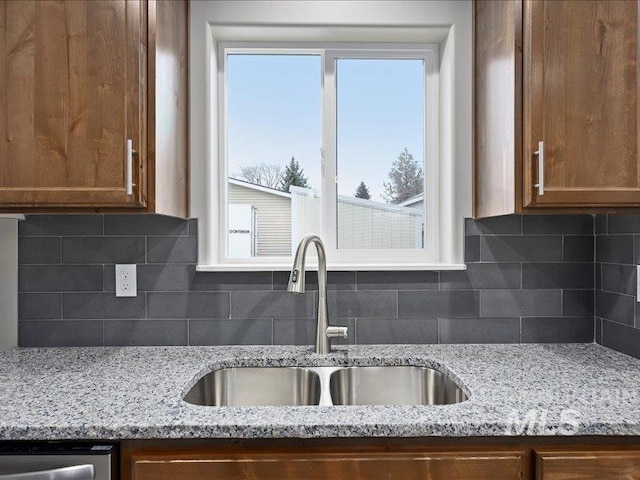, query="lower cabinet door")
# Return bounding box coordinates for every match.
[536,450,640,480]
[132,451,524,480]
